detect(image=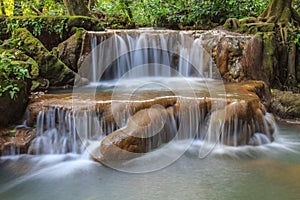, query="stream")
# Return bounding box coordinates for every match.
[0,123,299,200]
